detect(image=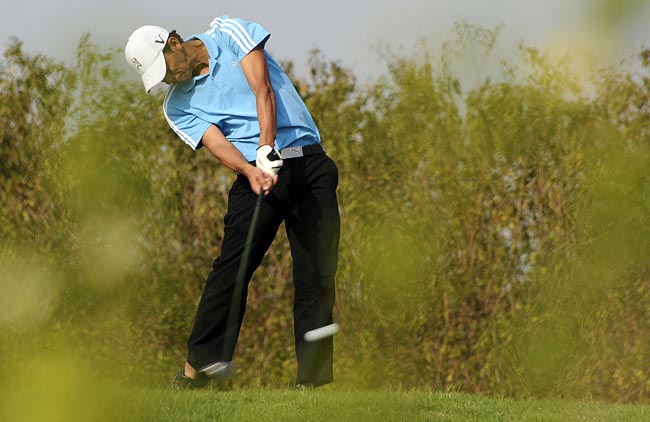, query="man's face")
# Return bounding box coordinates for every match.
[162,38,192,84]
